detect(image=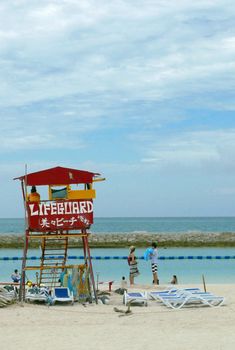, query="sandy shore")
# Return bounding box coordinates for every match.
[0,283,235,350]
